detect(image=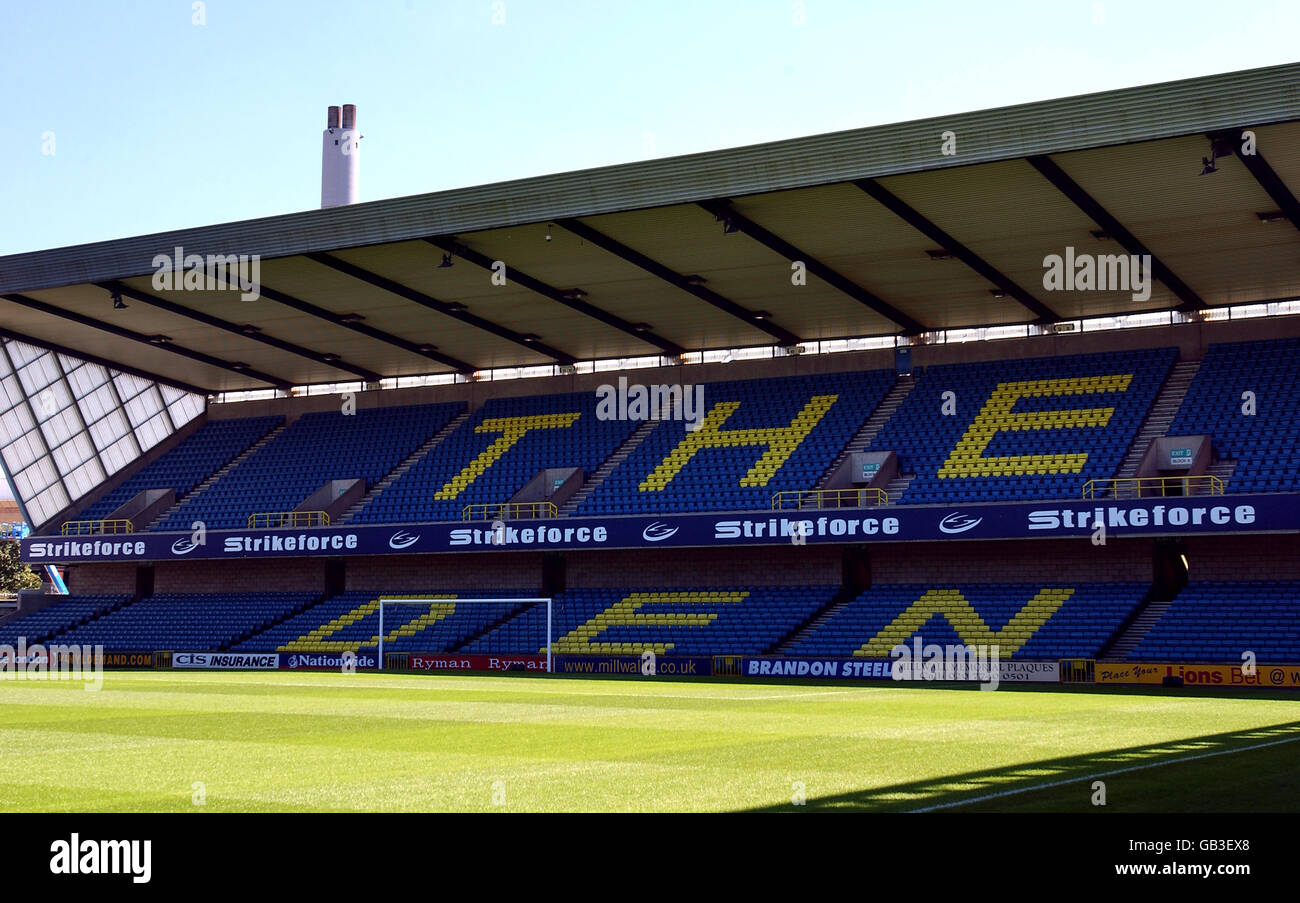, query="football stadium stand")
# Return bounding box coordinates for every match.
[0,594,131,645]
[152,404,464,531]
[466,586,838,656]
[55,347,1211,529]
[7,581,1300,666]
[352,391,638,524]
[76,416,282,523]
[575,371,895,515]
[50,346,1265,530]
[8,66,1300,688]
[872,348,1176,504]
[787,583,1149,660]
[1167,338,1300,494]
[233,591,529,653]
[54,592,319,650]
[1129,582,1300,663]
